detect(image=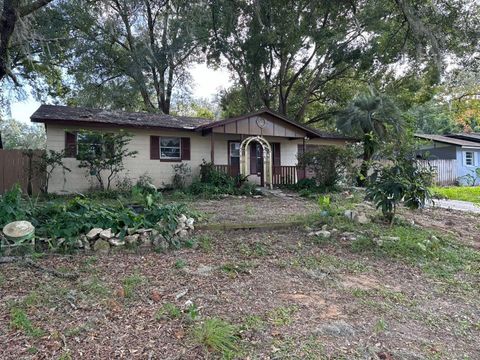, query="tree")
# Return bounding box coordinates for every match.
[77,130,137,190]
[35,149,71,193]
[60,0,210,114]
[0,0,58,85]
[336,93,403,186]
[209,0,479,124]
[0,117,45,149]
